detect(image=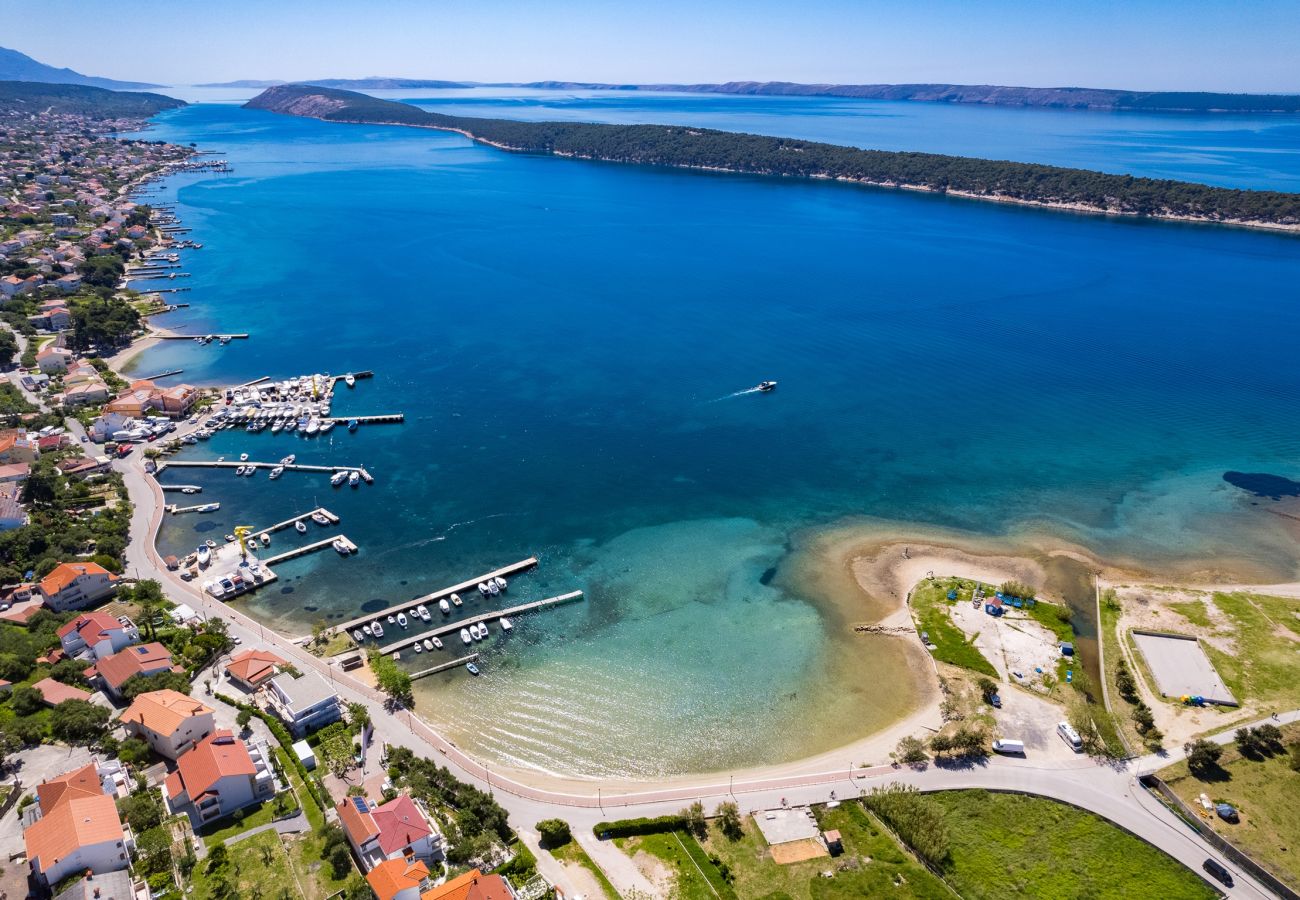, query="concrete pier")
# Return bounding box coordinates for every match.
[263,534,356,565]
[410,653,480,679]
[249,507,338,540]
[375,591,583,655]
[156,460,362,475]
